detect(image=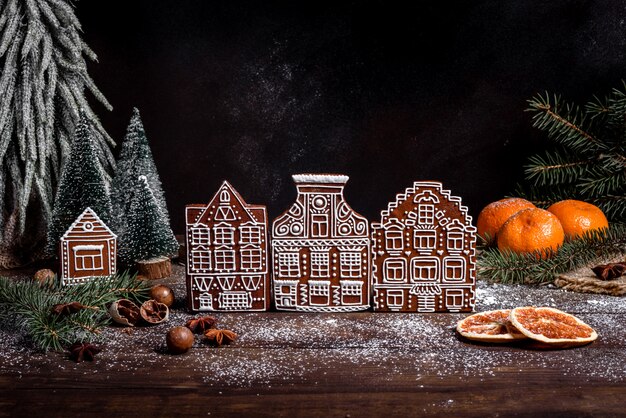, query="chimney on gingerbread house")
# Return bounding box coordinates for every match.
[60,207,117,285]
[271,174,370,312]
